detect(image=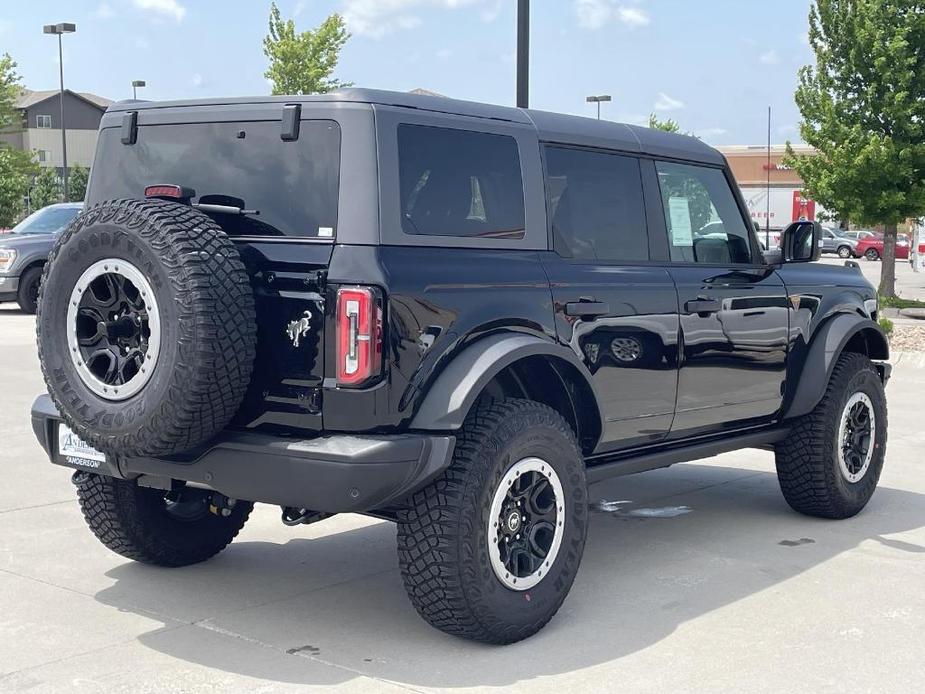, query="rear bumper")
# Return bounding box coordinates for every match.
[31,394,455,513]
